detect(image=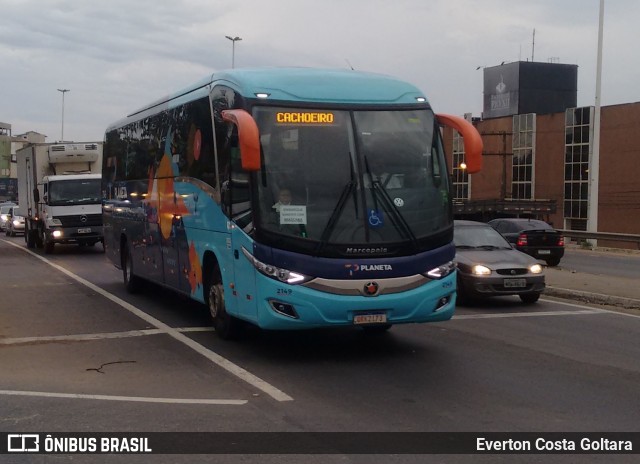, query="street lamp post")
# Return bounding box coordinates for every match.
[588,0,604,239]
[225,36,242,68]
[57,88,70,142]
